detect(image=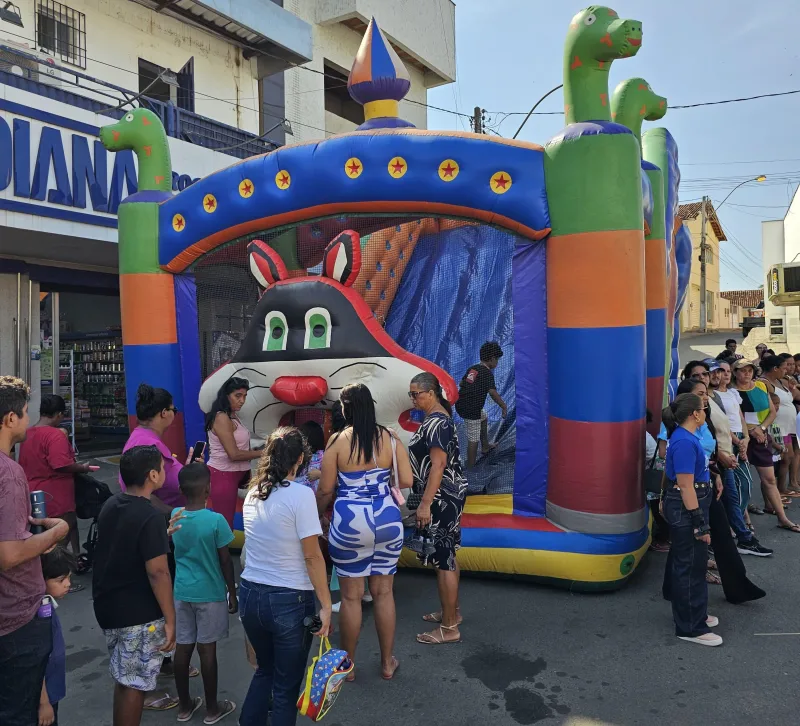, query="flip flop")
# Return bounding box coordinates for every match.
[416,624,461,645]
[422,611,463,625]
[144,694,179,711]
[705,571,721,585]
[177,697,203,722]
[203,700,236,725]
[381,656,400,681]
[160,665,200,679]
[748,505,765,515]
[778,523,800,533]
